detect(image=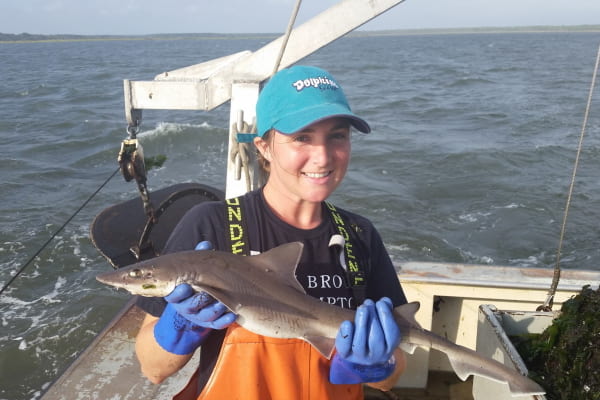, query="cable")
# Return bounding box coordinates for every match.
[539,42,600,311]
[272,0,302,75]
[0,167,120,296]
